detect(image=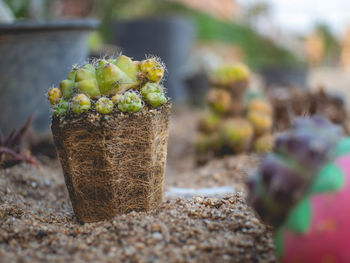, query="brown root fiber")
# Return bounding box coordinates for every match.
[51,105,171,223]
